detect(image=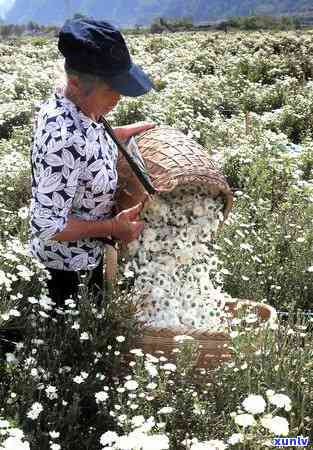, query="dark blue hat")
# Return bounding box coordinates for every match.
[58,18,154,97]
